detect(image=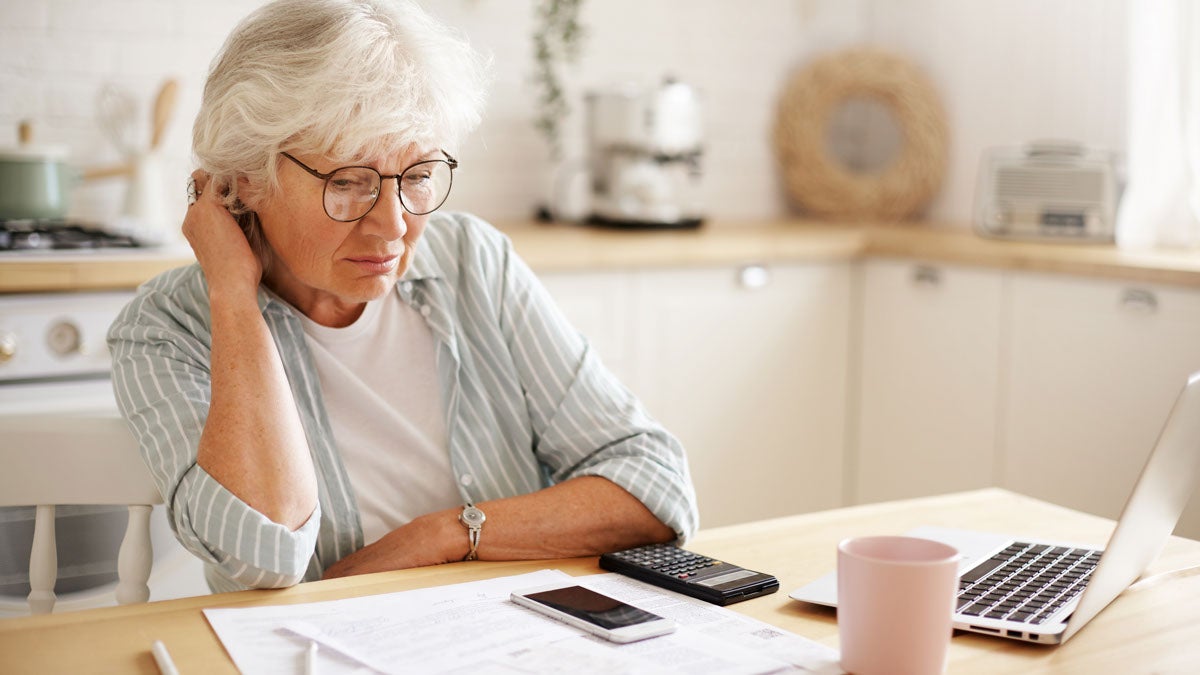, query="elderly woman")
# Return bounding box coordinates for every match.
[108,0,697,593]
